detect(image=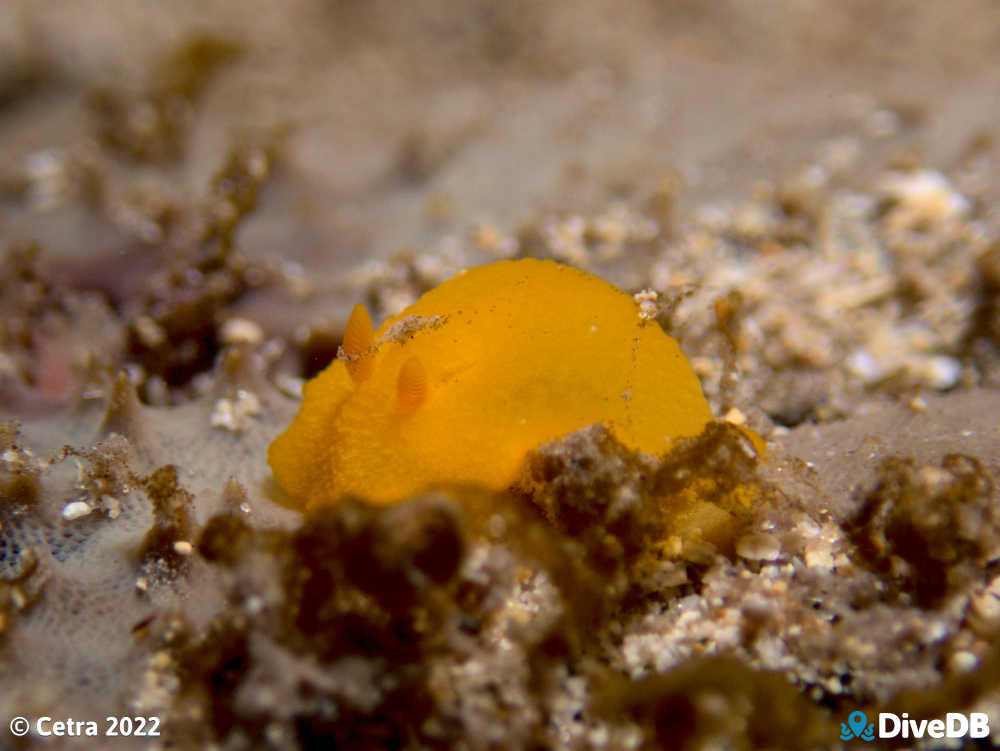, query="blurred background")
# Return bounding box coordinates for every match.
[3,1,997,266]
[1,0,999,409]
